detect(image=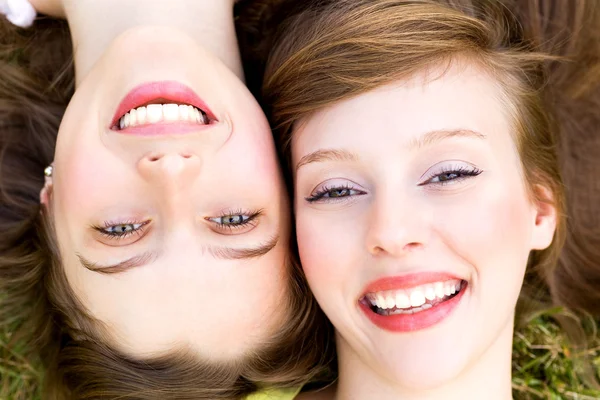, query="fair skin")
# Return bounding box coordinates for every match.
[37,0,290,361]
[294,62,556,400]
